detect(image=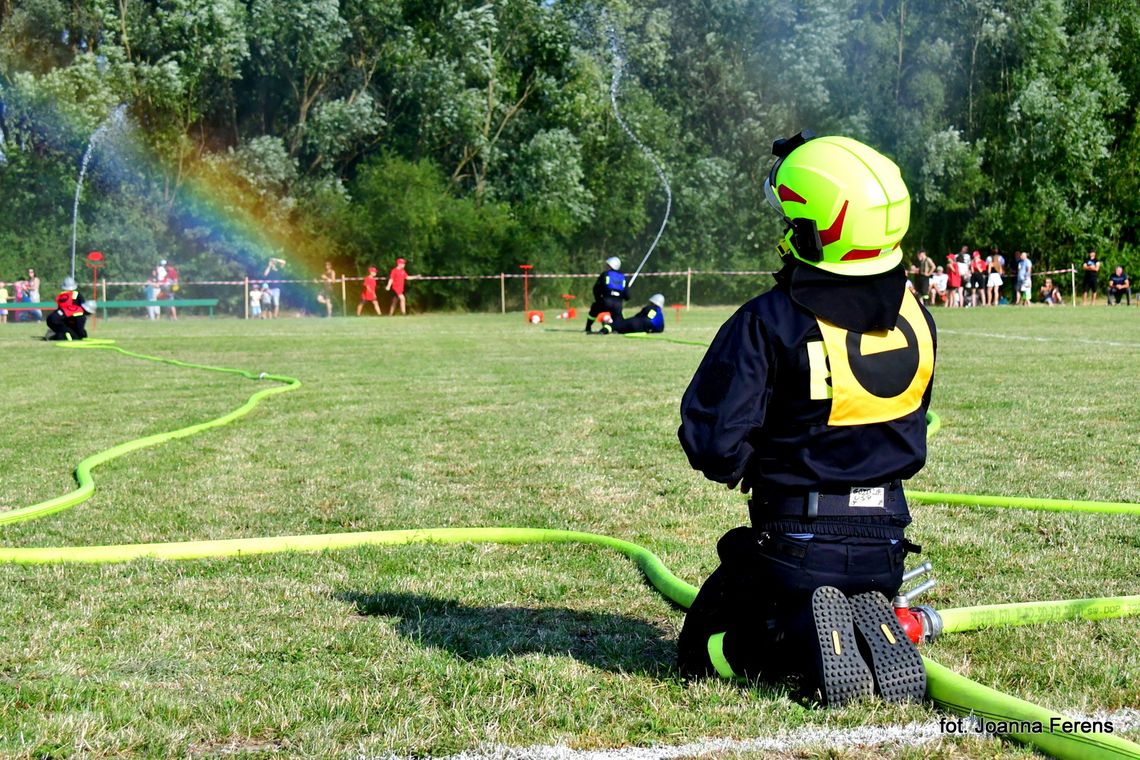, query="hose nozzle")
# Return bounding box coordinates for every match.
[901,561,933,583]
[903,577,937,602]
